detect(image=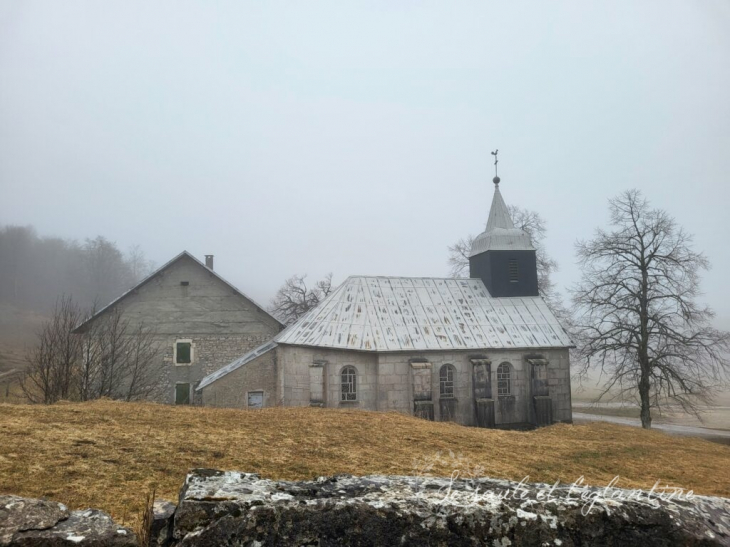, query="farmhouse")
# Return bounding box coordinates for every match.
[198,178,573,428]
[72,252,283,405]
